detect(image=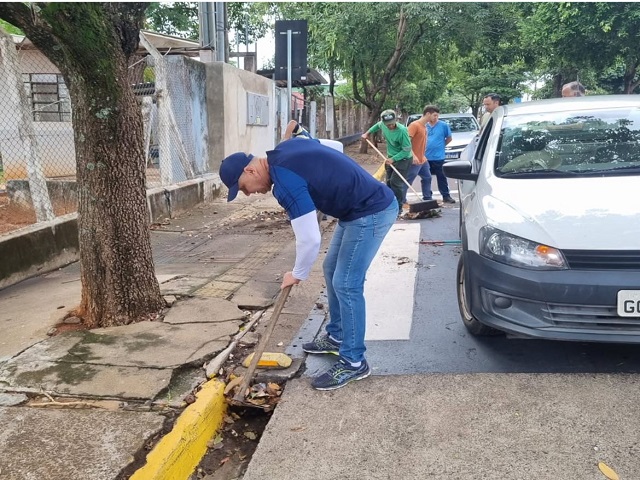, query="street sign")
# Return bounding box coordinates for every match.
[274,20,307,81]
